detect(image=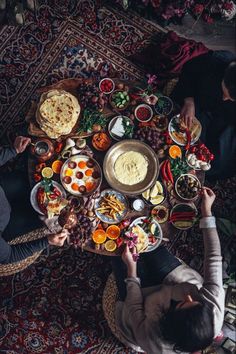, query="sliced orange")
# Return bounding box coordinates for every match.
[52,160,63,174]
[104,240,117,252]
[106,225,120,240]
[169,145,182,159]
[41,167,53,178]
[92,229,107,244]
